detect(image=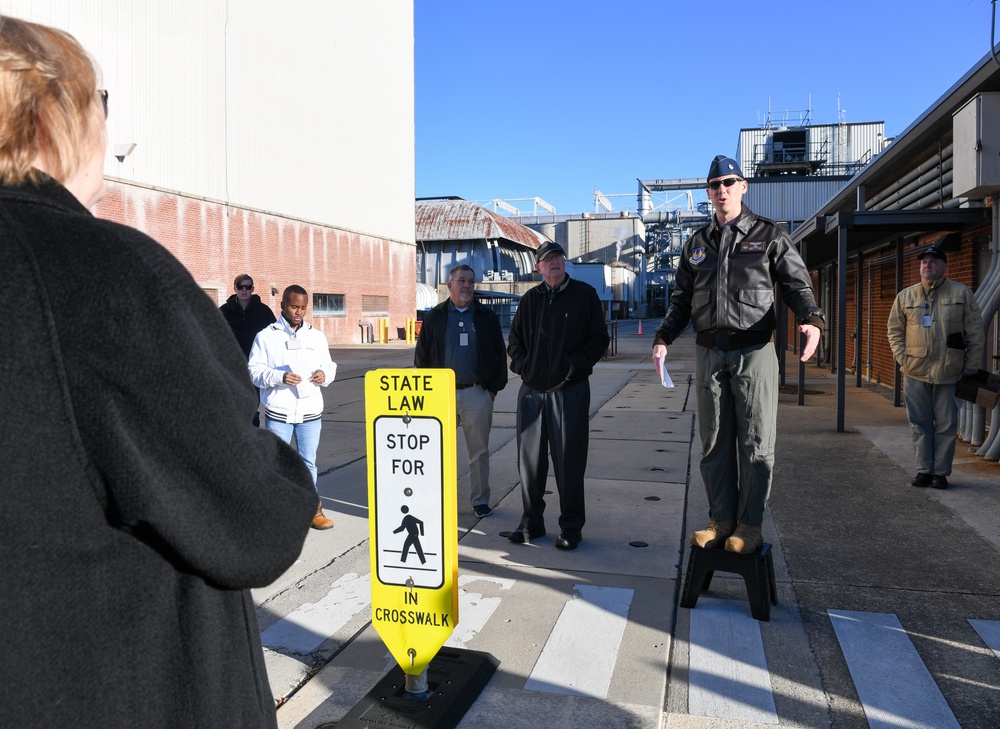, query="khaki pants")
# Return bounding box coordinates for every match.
[456,384,495,508]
